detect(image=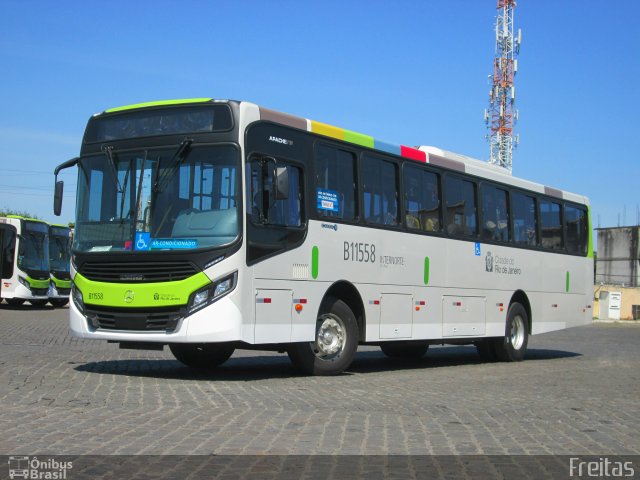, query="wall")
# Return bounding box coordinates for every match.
[593,285,640,320]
